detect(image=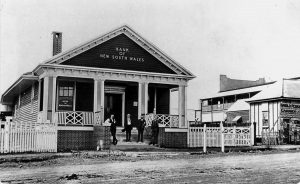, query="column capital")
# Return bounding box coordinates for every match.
[94,78,106,82]
[178,84,187,87]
